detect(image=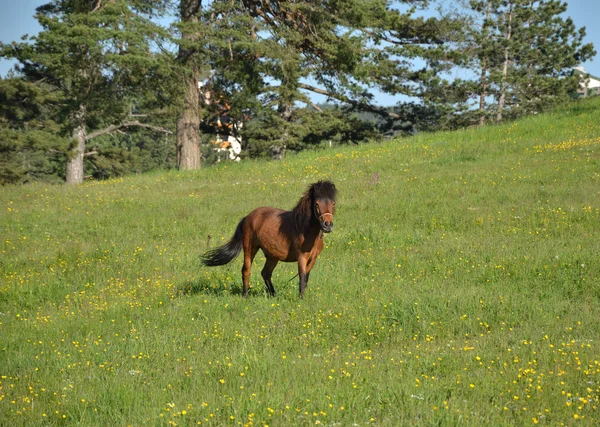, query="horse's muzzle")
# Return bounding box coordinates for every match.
[321,221,333,233]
